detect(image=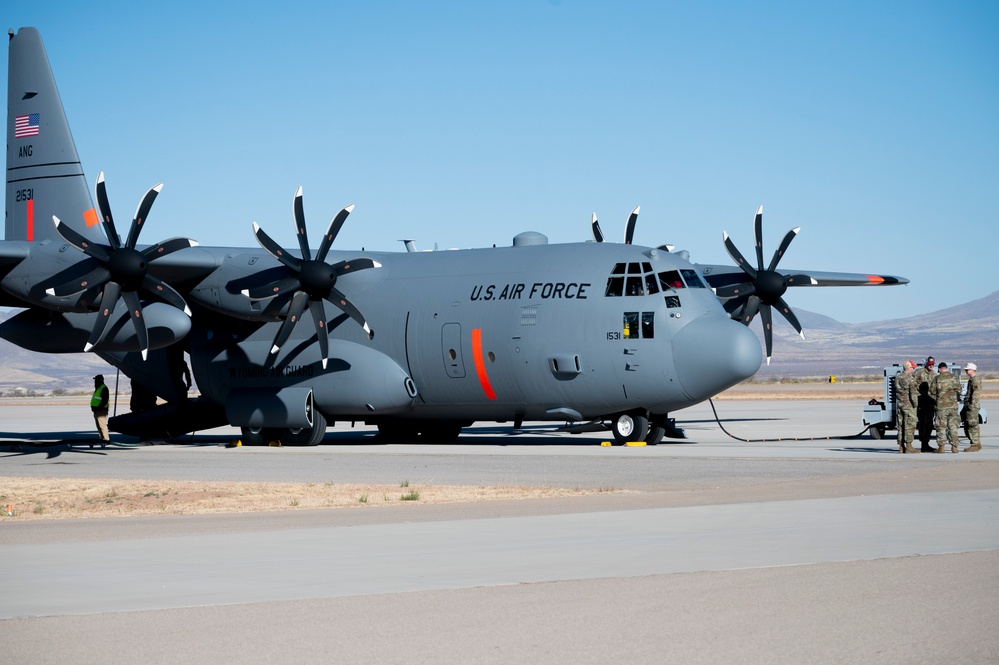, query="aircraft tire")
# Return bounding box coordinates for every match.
[645,425,666,446]
[419,421,464,443]
[377,421,420,443]
[240,426,278,446]
[282,412,328,447]
[612,413,649,445]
